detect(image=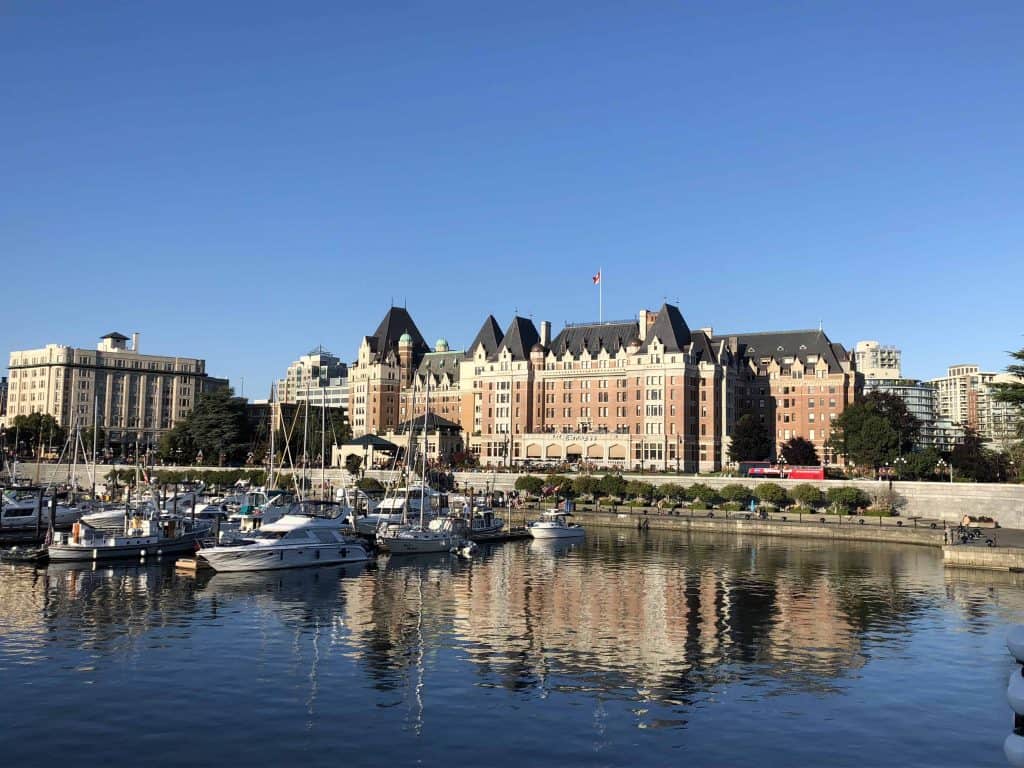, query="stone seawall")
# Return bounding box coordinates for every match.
[942,545,1024,572]
[578,509,943,547]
